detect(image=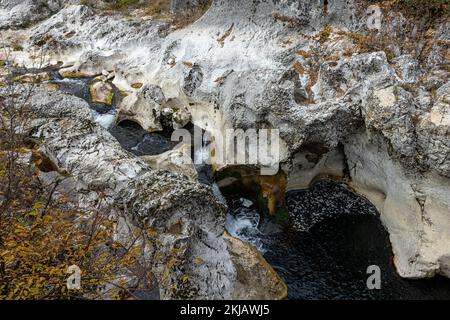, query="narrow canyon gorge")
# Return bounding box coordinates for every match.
[0,0,449,300]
